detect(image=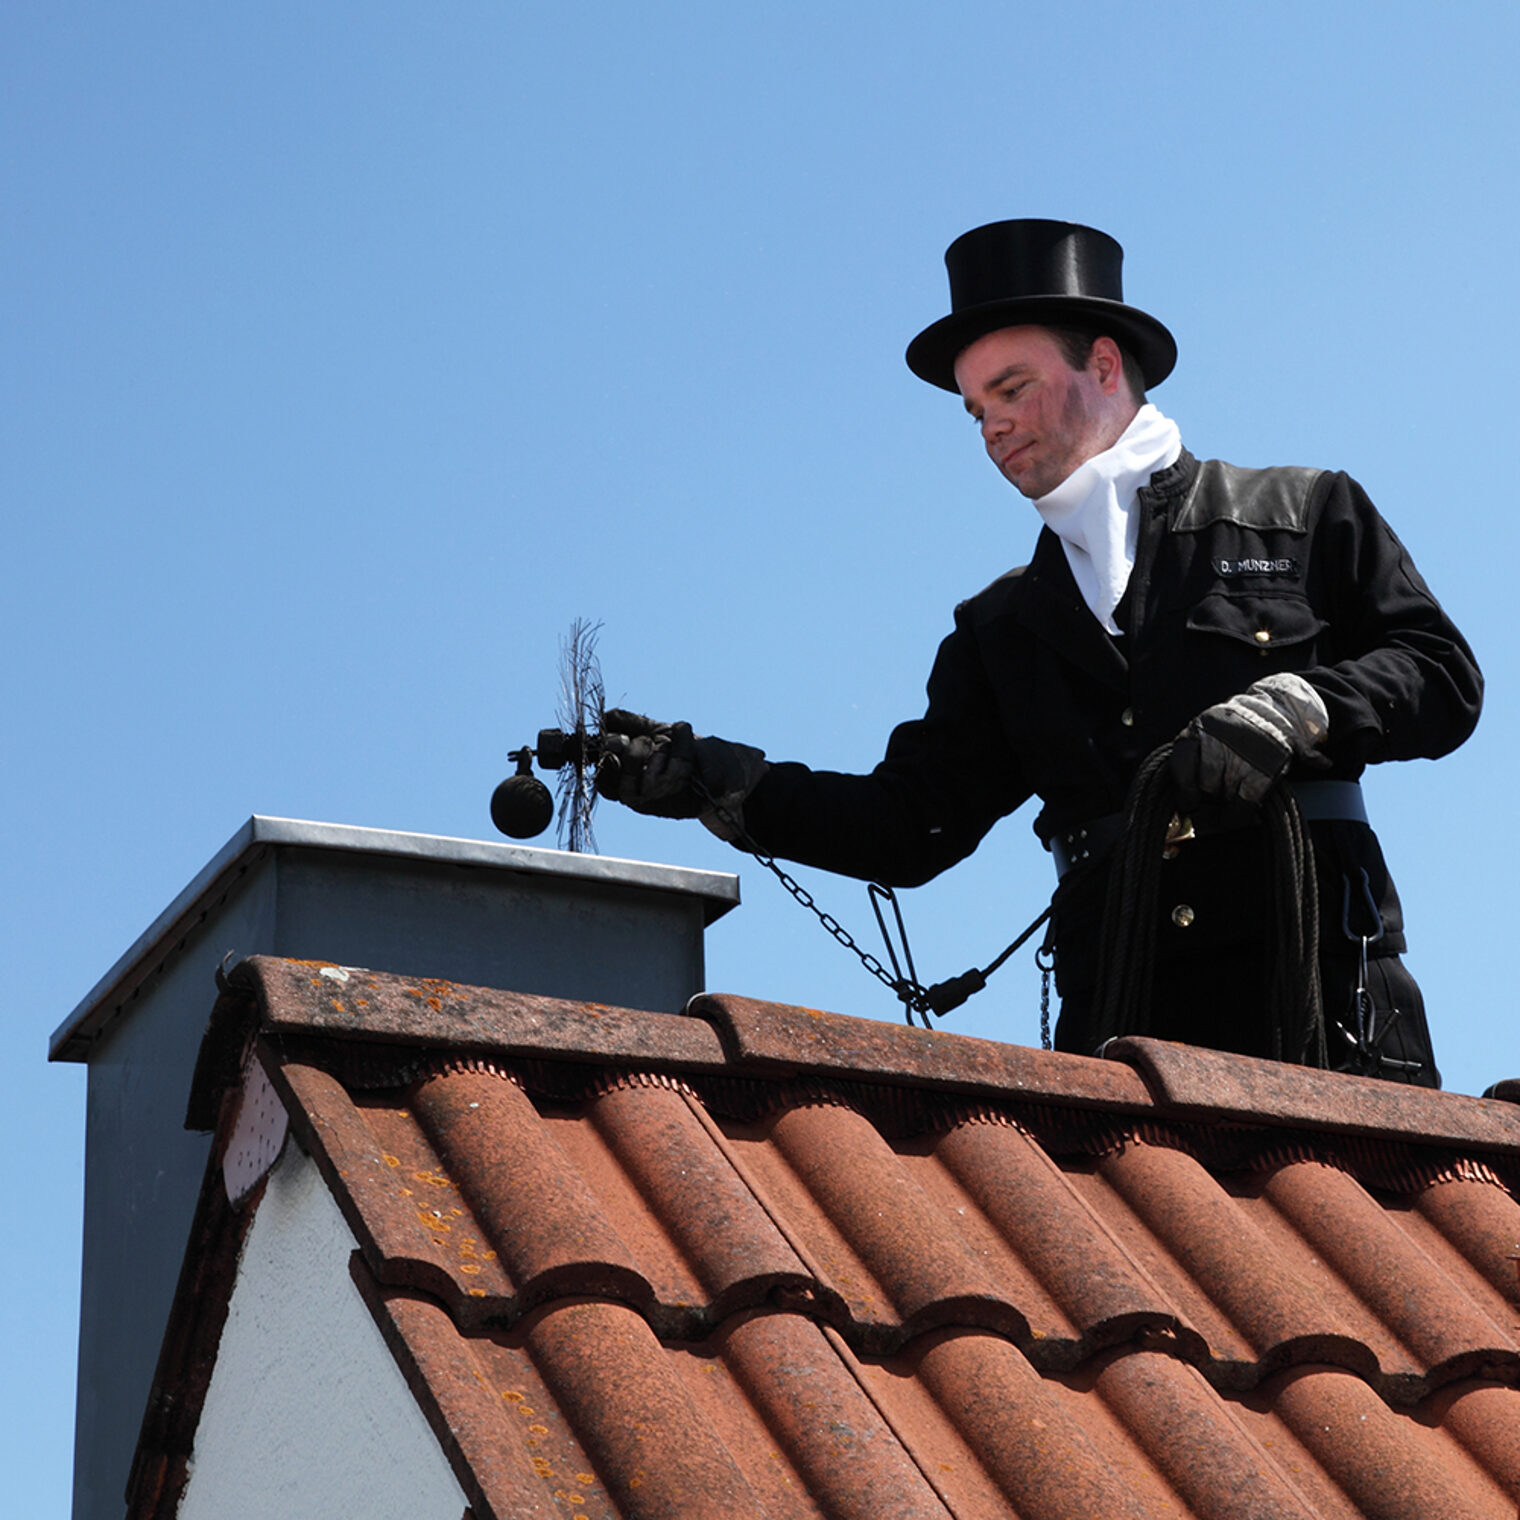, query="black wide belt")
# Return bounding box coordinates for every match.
[1048,779,1368,878]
